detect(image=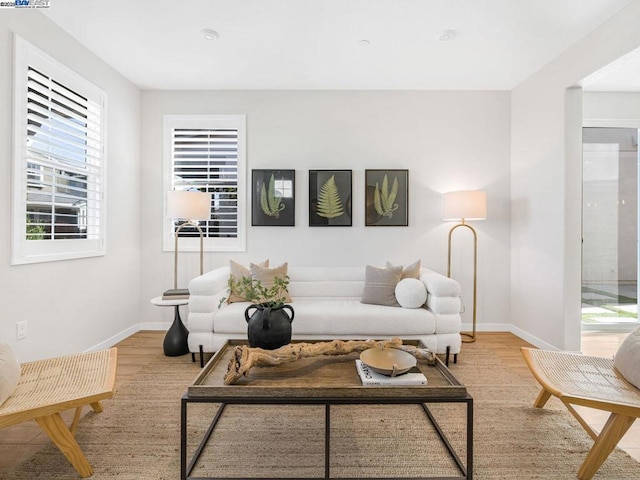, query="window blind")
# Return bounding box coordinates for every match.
[170,127,239,238]
[25,65,104,241]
